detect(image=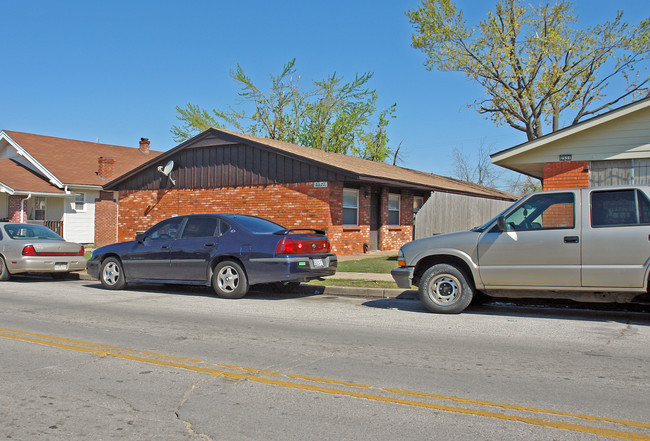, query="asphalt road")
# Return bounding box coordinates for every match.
[1,277,649,440]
